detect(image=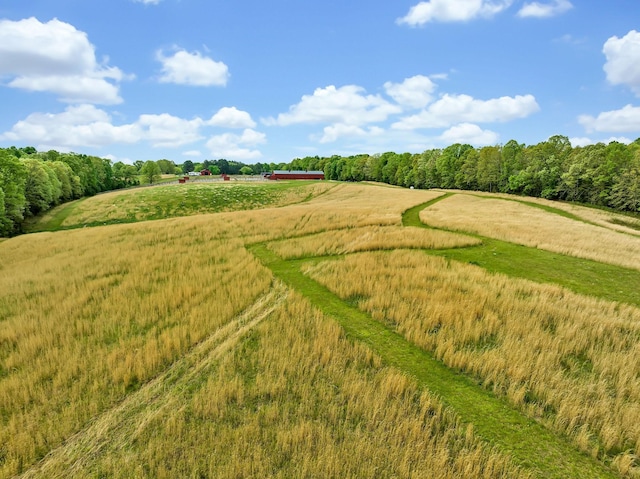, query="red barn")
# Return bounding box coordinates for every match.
[200,169,211,176]
[267,170,325,180]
